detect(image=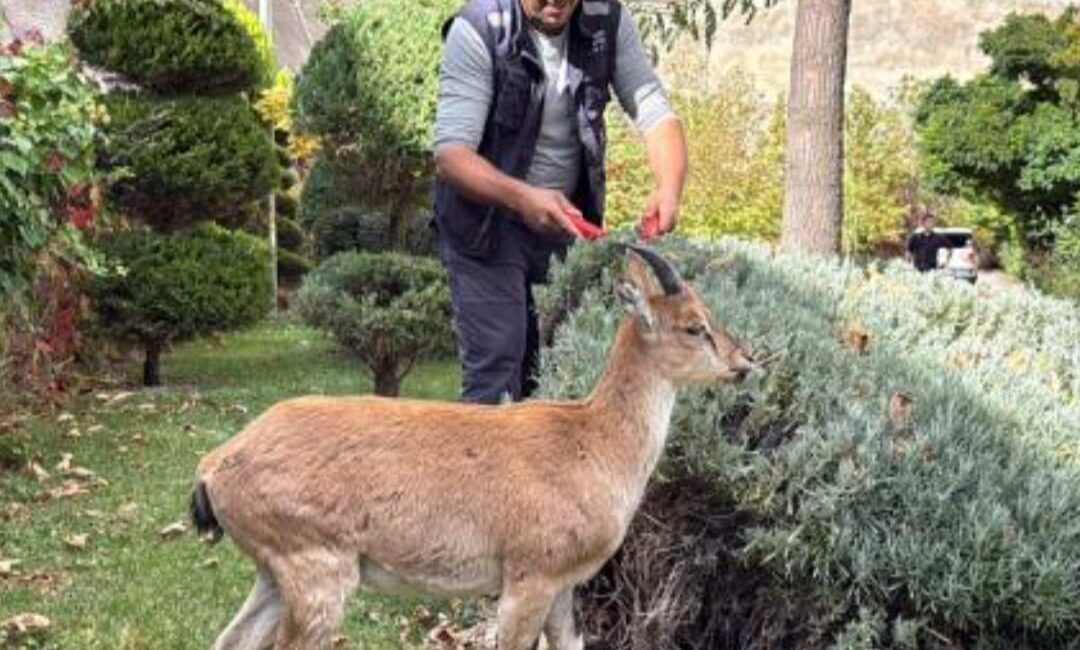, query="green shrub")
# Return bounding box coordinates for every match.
[93,223,271,386]
[1031,215,1080,301]
[294,251,452,396]
[293,0,456,209]
[540,236,1080,648]
[68,0,265,94]
[101,93,277,231]
[0,39,100,303]
[606,74,915,254]
[314,206,391,259]
[312,205,434,259]
[298,154,346,229]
